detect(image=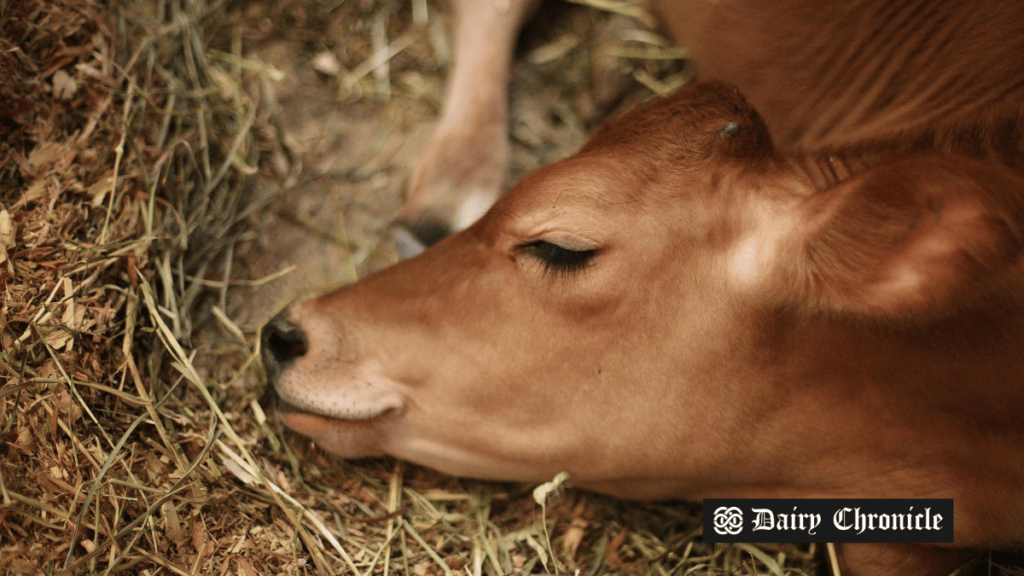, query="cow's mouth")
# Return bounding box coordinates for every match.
[273,397,399,458]
[276,398,399,424]
[280,410,365,438]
